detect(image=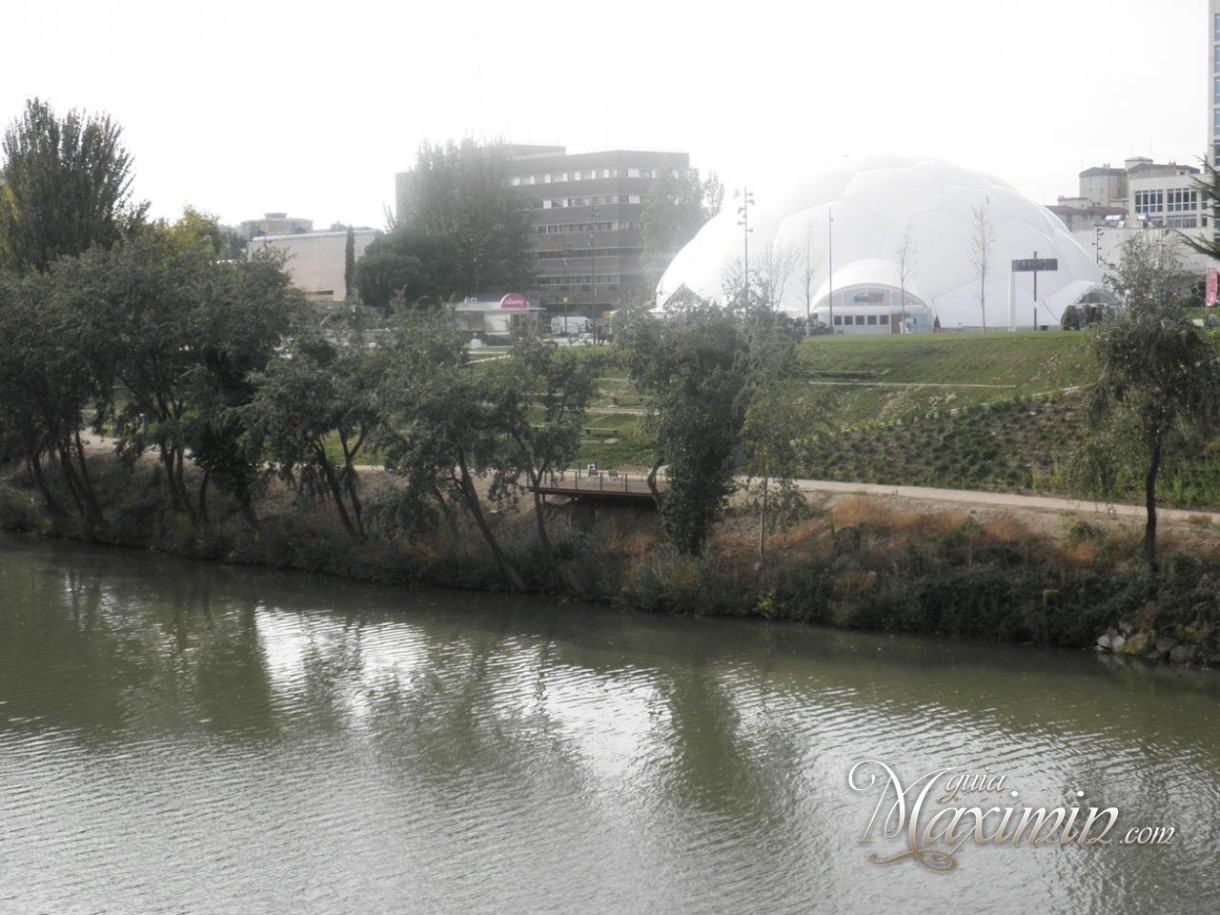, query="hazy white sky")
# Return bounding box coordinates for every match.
[0,1,1206,230]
